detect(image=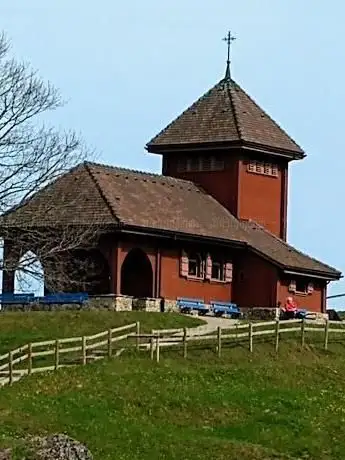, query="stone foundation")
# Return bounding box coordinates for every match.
[132,297,161,312]
[242,307,279,321]
[162,299,179,313]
